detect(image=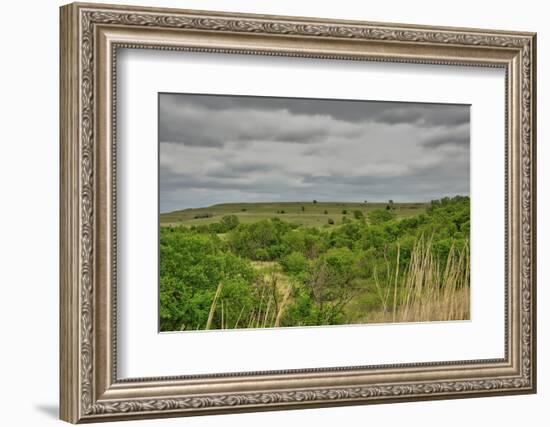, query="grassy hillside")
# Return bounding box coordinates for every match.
[160,201,428,227]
